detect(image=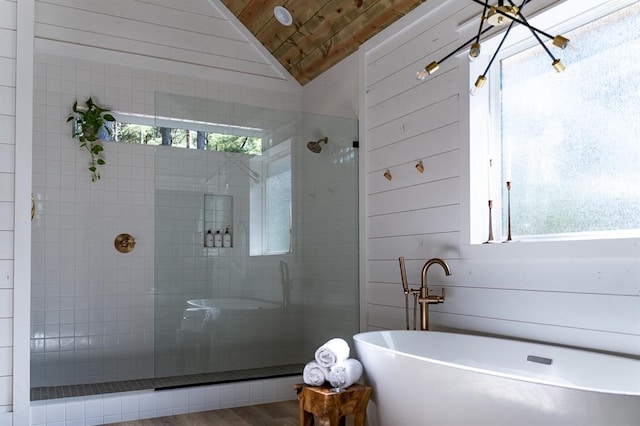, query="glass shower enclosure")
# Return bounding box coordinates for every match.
[29,91,359,397]
[152,93,359,388]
